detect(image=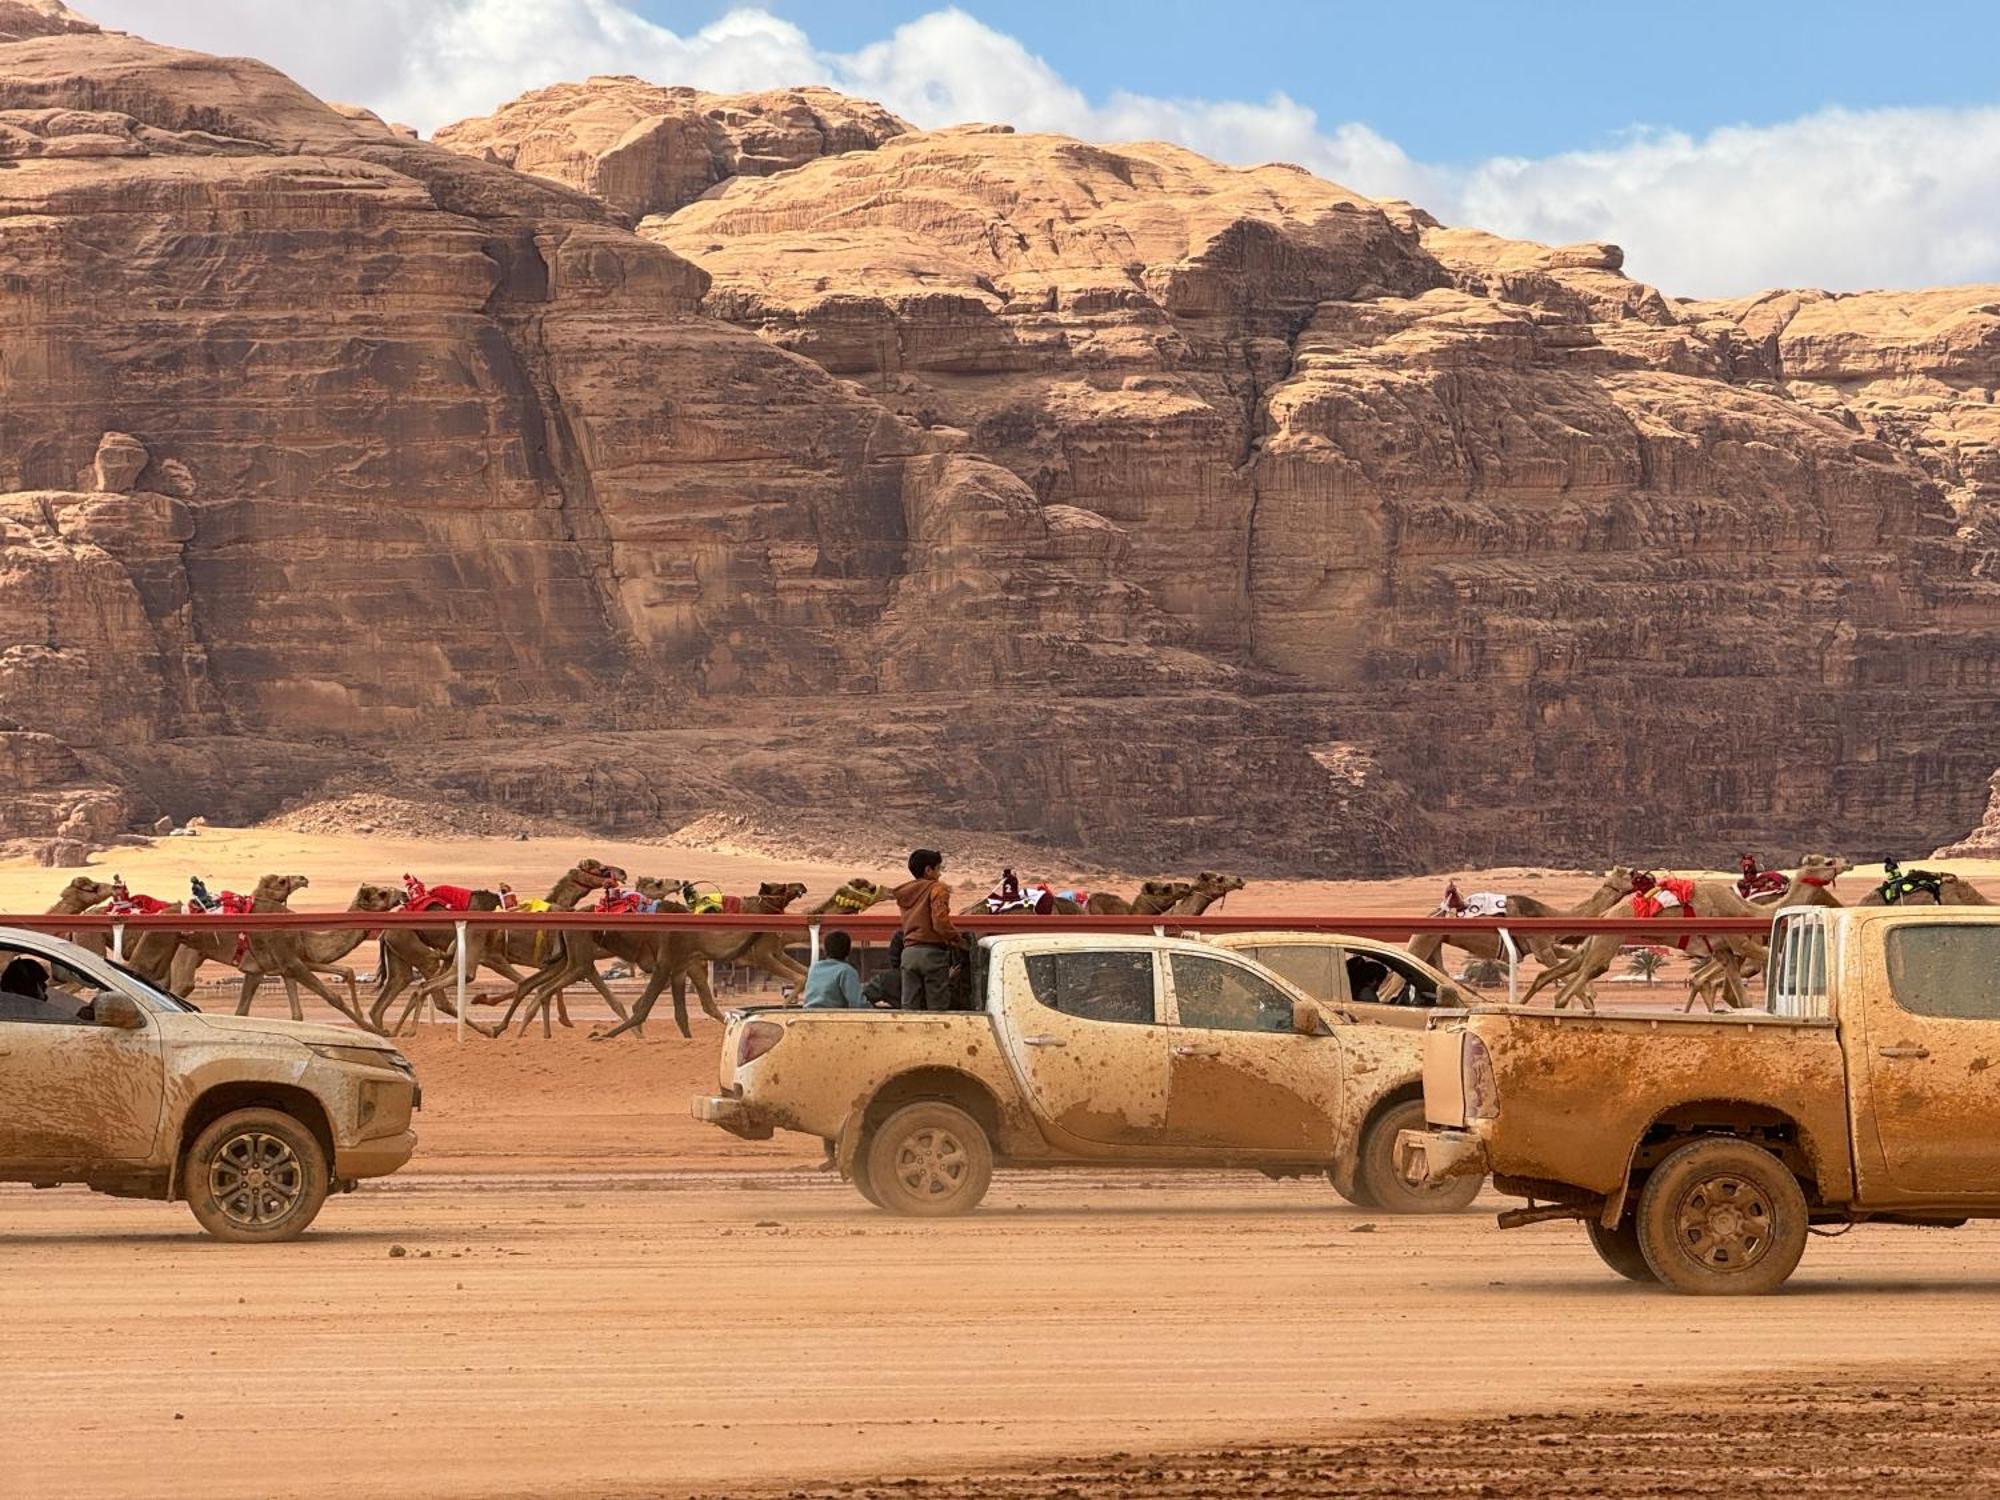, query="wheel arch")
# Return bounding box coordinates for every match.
[1332,1077,1424,1199]
[837,1067,1008,1180]
[172,1084,336,1200]
[1605,1096,1824,1229]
